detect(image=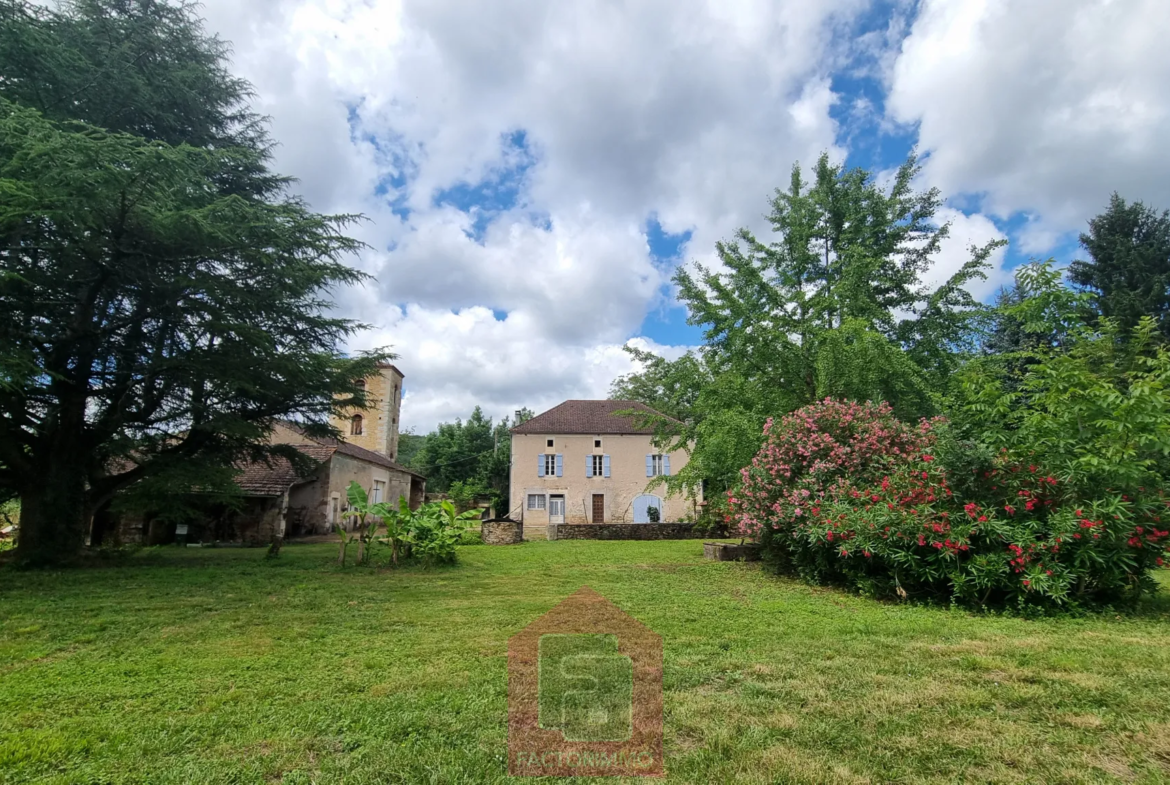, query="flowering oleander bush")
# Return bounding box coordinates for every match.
[729,398,937,540]
[730,399,1169,609]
